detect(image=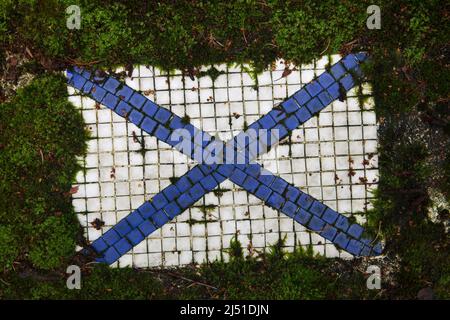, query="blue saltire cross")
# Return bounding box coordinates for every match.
[67,53,383,265]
